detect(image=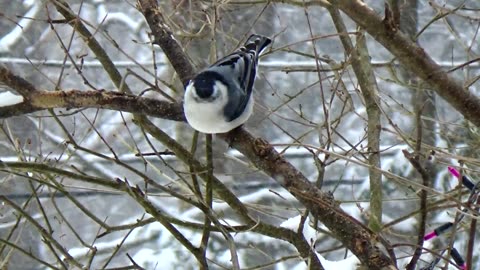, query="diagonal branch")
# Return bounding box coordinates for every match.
[0,66,37,97]
[328,0,480,127]
[137,0,396,268]
[52,0,129,92]
[137,0,195,84]
[222,129,395,269]
[327,5,383,232]
[135,115,324,269]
